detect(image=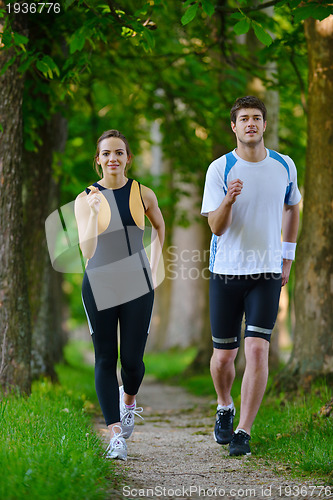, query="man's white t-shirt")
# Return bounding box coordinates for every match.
[201,148,302,275]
